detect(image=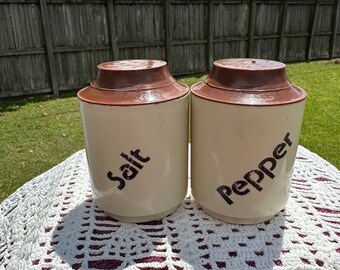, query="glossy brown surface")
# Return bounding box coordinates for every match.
[78,60,189,105]
[191,58,307,106]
